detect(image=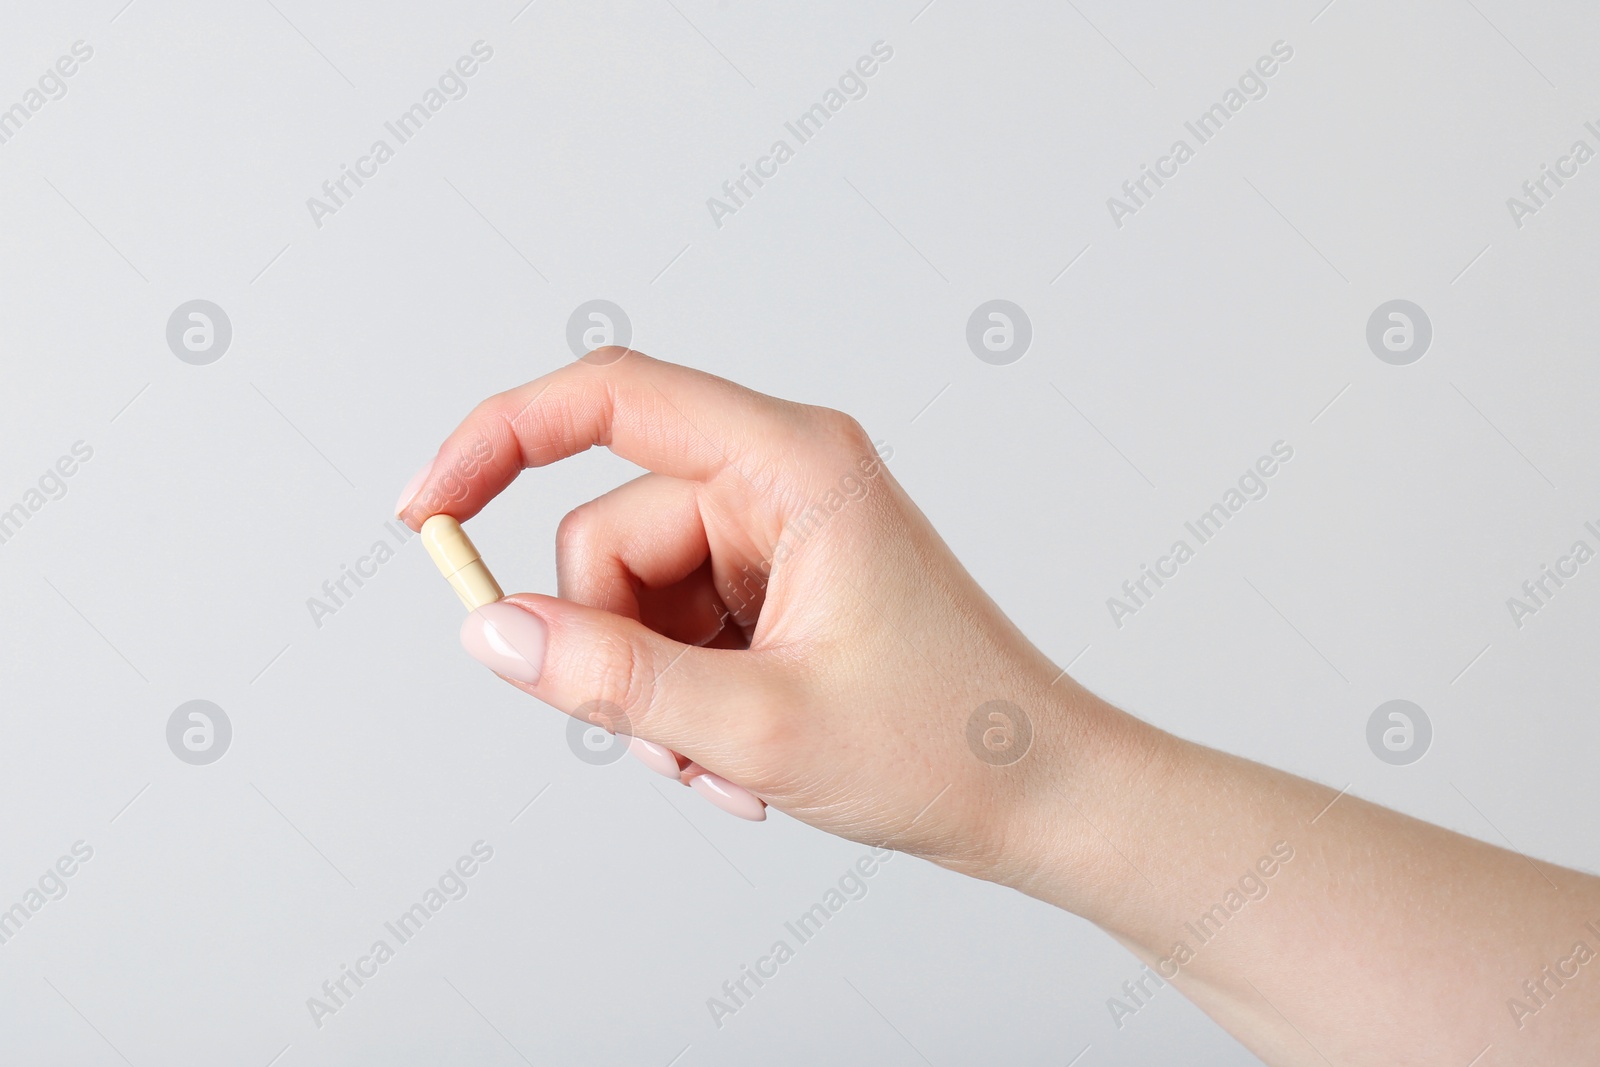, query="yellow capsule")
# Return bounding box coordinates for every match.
[420,514,503,611]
